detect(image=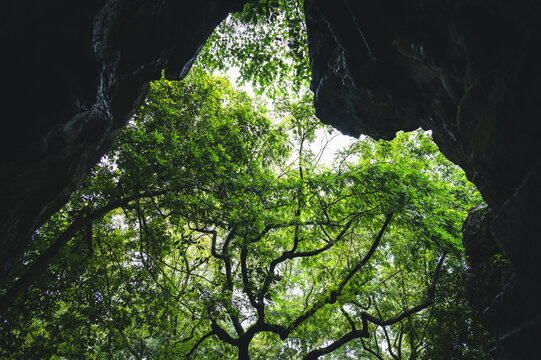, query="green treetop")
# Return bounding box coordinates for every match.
[0,70,490,359]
